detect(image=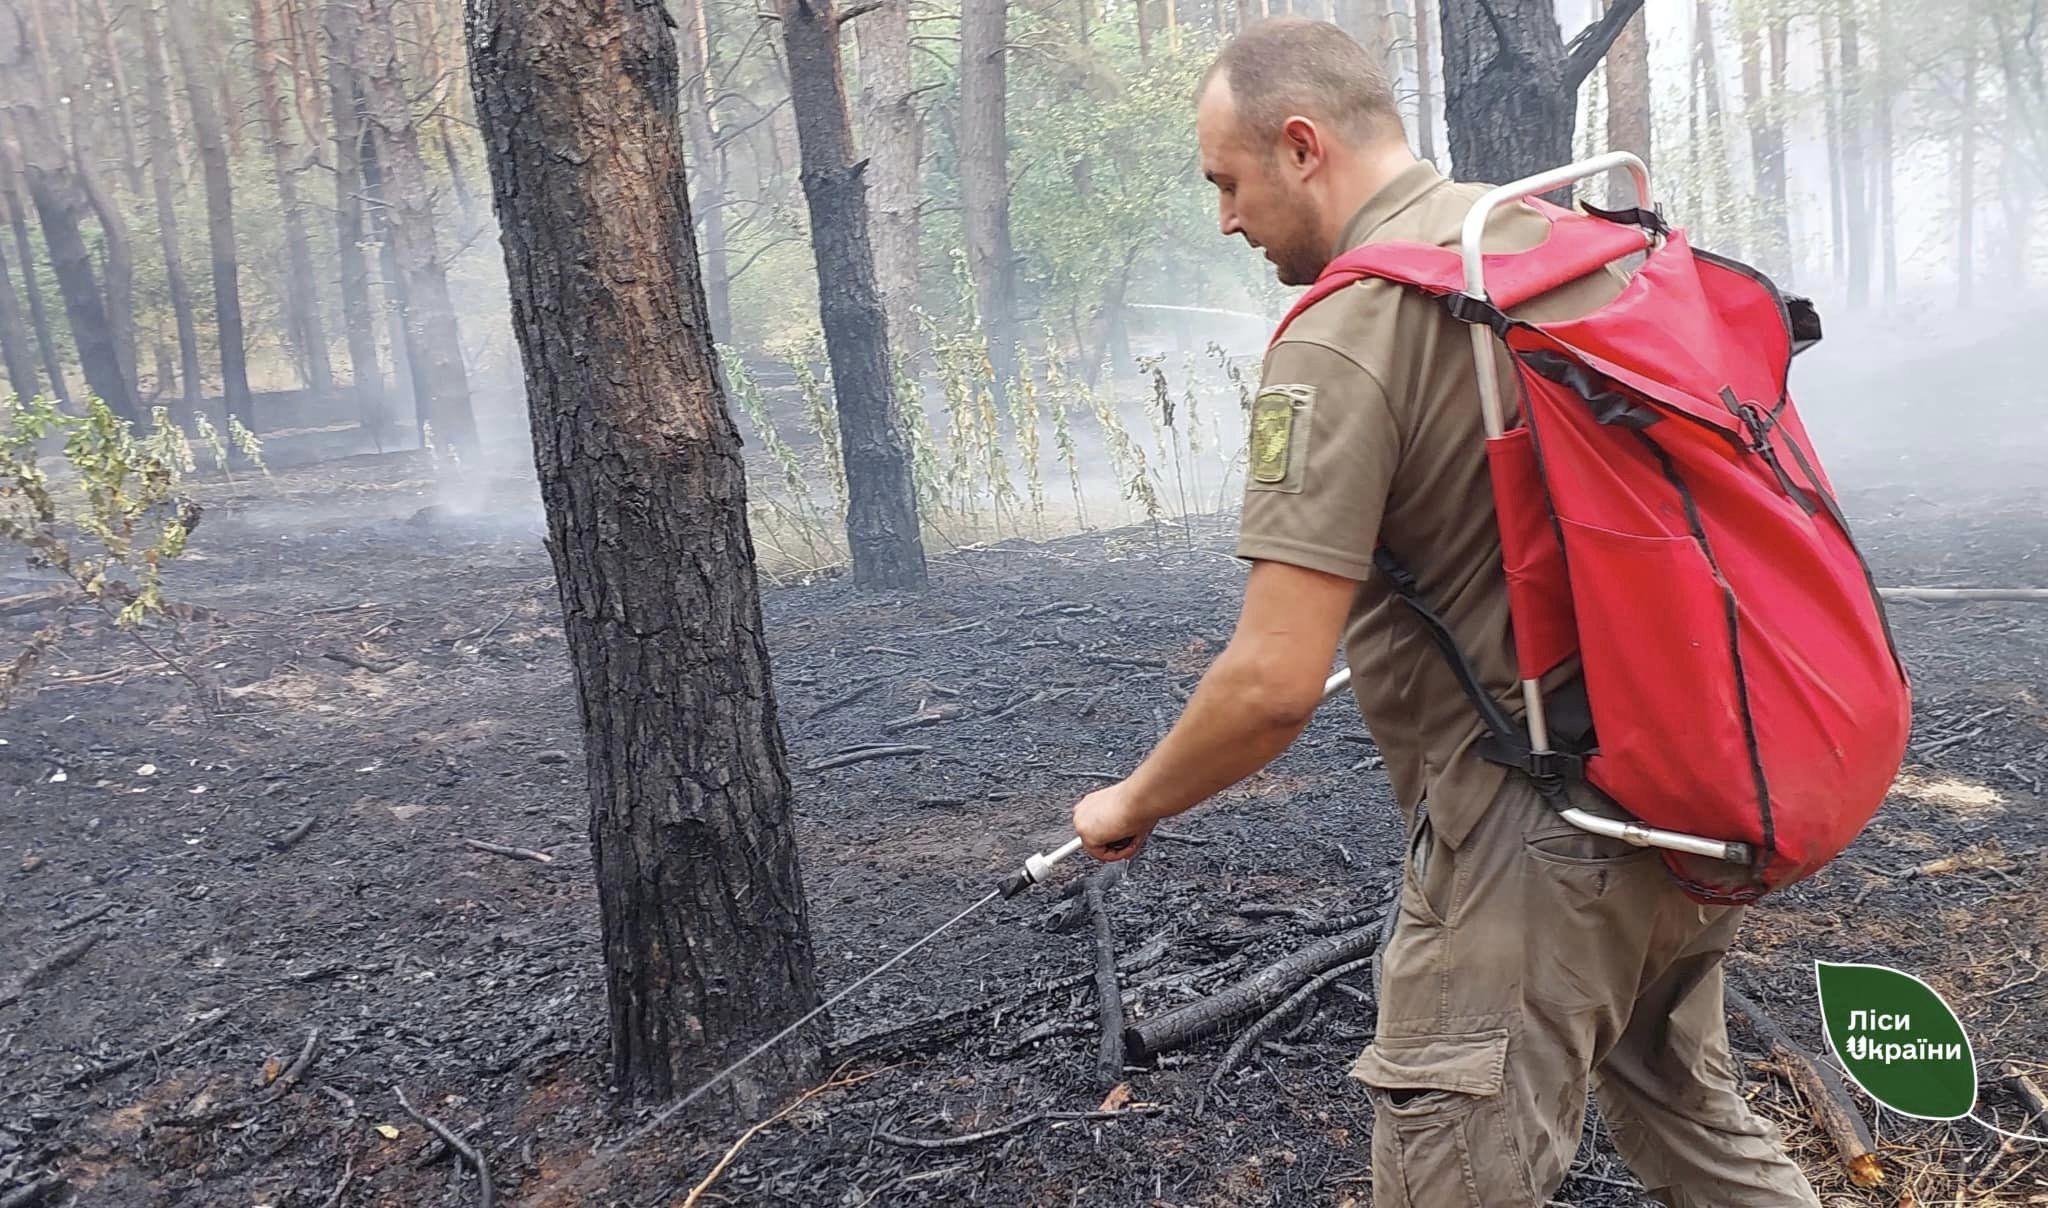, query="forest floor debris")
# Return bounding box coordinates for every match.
[0,437,2045,1205]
